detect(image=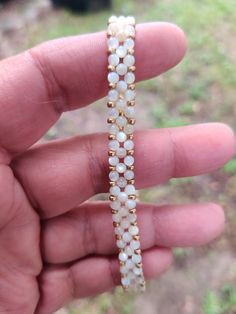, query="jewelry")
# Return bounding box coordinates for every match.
[107,15,146,292]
